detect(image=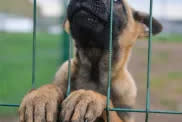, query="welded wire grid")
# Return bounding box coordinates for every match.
[0,0,182,122]
[0,0,37,108]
